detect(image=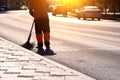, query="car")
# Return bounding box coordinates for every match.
[78,6,101,20]
[52,4,67,17]
[20,5,28,10]
[47,5,54,12]
[0,6,8,11]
